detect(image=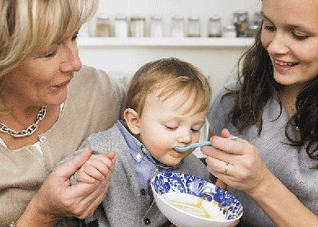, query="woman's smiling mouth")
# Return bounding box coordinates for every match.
[274,59,299,67]
[51,80,71,91]
[272,59,300,72]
